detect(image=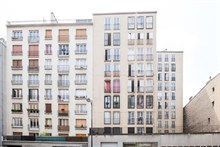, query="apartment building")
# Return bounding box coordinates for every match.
[92,12,183,134]
[184,73,220,133]
[4,17,93,136]
[0,38,6,146]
